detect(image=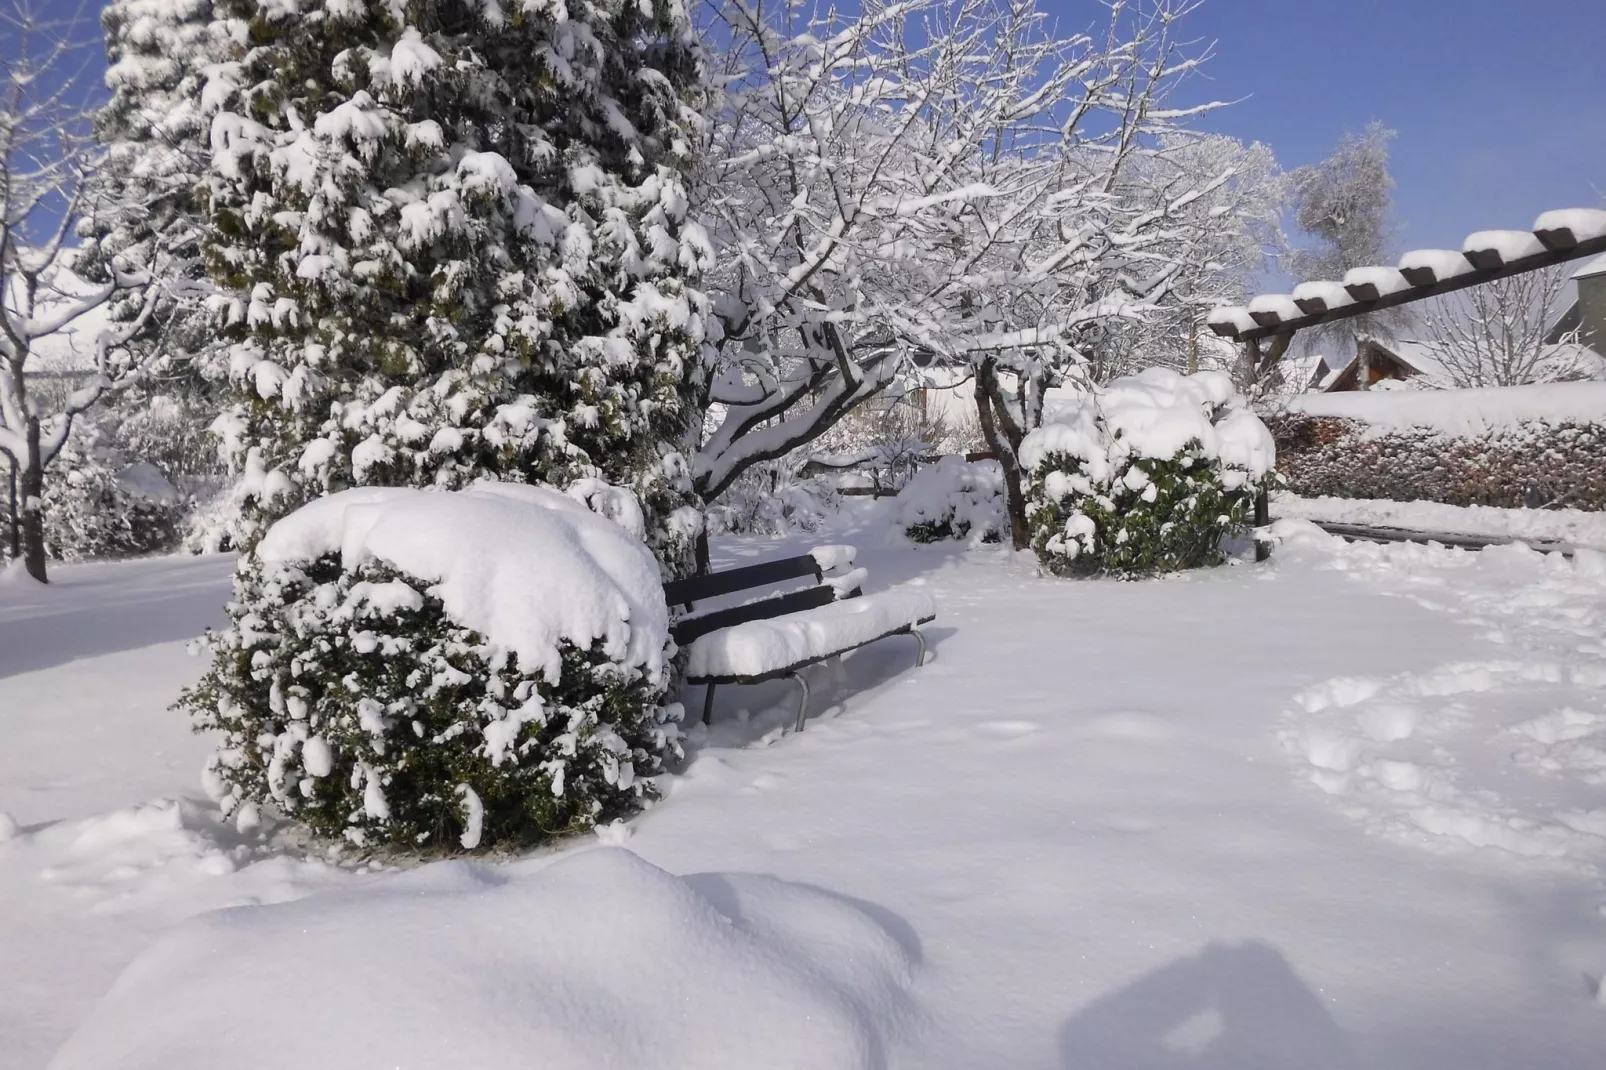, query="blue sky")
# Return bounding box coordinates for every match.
[1149,0,1606,252]
[46,0,1606,258]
